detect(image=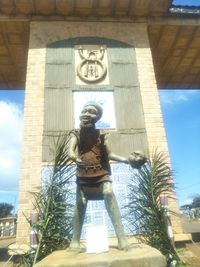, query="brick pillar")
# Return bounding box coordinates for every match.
[16,40,46,243]
[135,29,186,240]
